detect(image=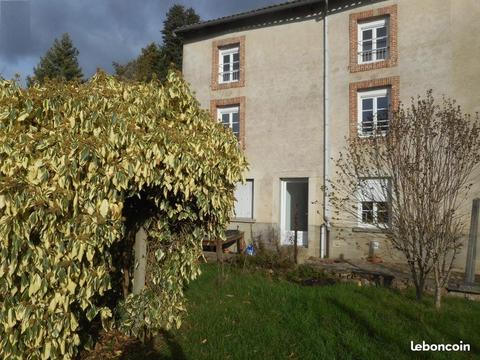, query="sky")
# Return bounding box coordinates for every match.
[0,0,281,83]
